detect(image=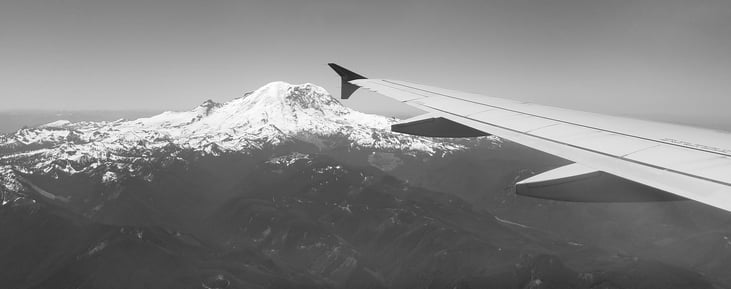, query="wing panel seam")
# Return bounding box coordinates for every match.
[381,80,731,158]
[422,104,731,187]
